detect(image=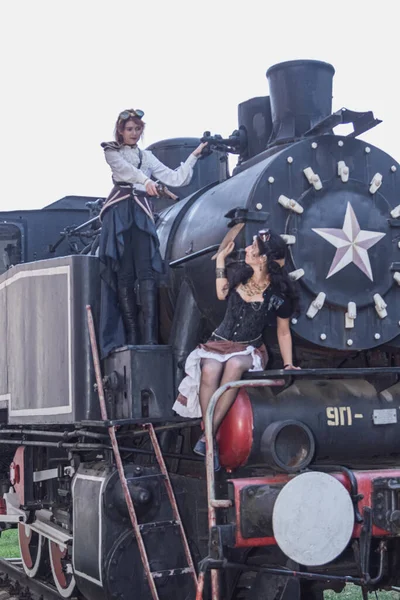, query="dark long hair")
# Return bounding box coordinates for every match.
[228,230,300,315]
